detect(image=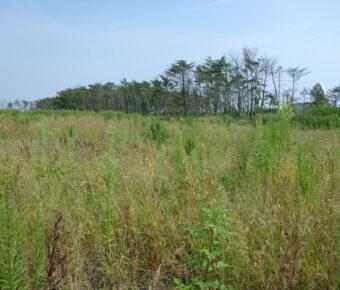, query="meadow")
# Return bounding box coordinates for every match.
[0,108,339,289]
